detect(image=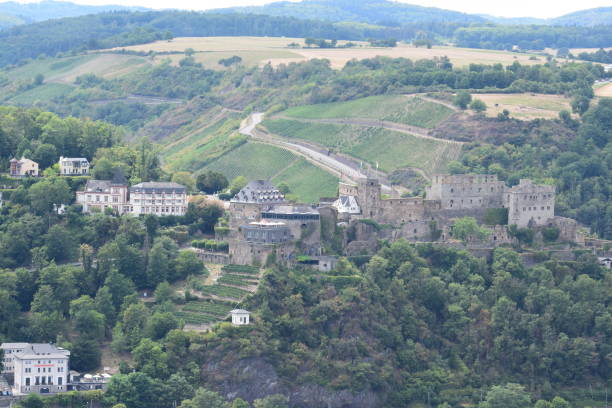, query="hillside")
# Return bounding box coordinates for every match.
[0,0,148,28]
[215,0,485,25]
